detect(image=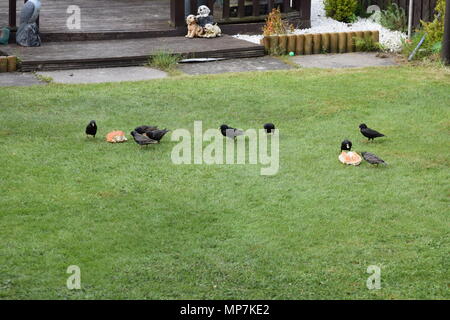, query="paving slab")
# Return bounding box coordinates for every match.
[0,73,45,87]
[178,56,292,75]
[290,53,398,69]
[36,66,168,84]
